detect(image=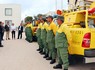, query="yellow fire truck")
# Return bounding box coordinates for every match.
[62,2,95,63]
